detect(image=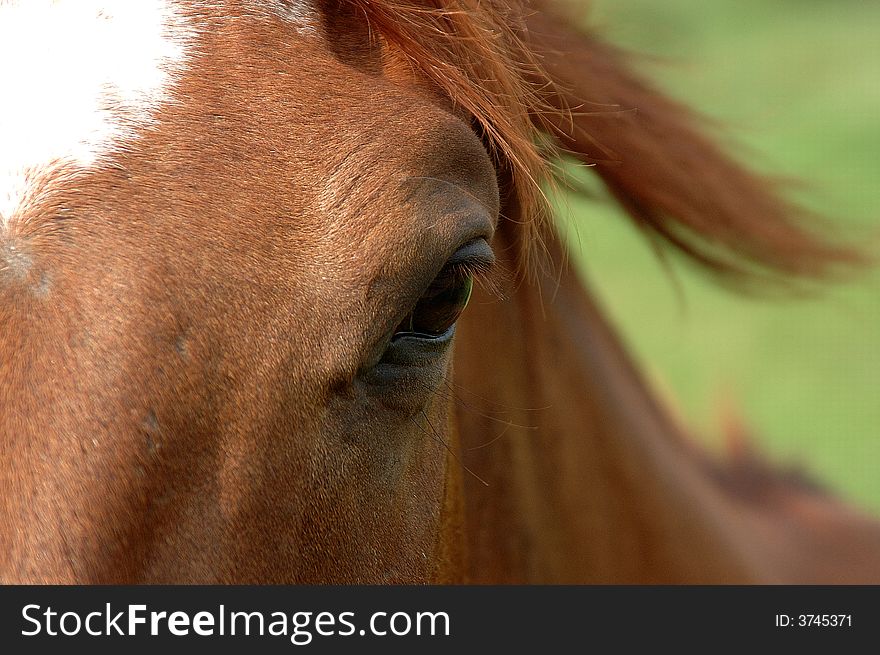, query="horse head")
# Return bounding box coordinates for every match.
[2,1,877,583]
